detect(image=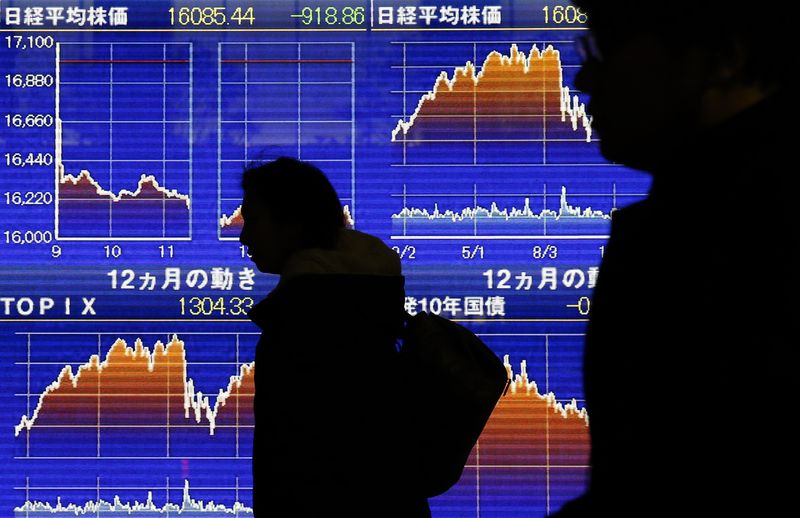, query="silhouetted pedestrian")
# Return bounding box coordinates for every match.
[239,158,431,517]
[551,2,794,516]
